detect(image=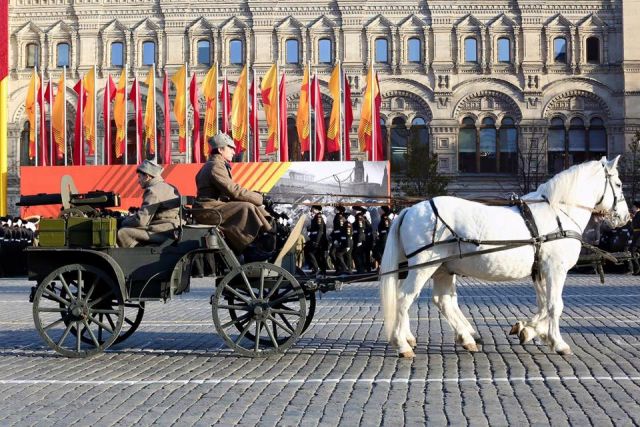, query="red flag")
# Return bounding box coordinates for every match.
[129,78,143,163]
[43,80,55,163]
[220,76,231,134]
[310,76,326,161]
[103,75,117,165]
[279,73,288,162]
[37,78,48,166]
[162,73,171,164]
[73,79,86,165]
[343,75,353,161]
[190,73,201,163]
[249,78,259,162]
